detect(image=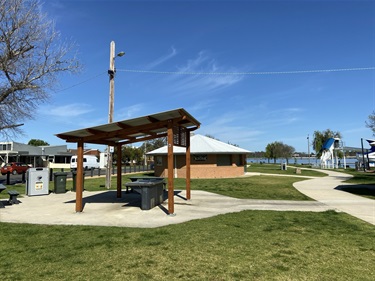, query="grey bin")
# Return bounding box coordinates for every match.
[54,172,67,193]
[72,171,85,192]
[125,180,165,210]
[26,168,49,196]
